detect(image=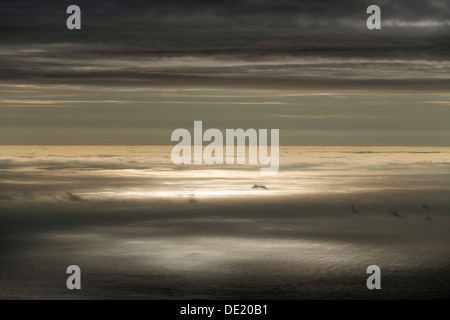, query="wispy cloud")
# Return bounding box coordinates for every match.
[0,99,289,107]
[362,101,391,105]
[154,101,290,105]
[272,114,391,119]
[0,99,130,105]
[1,90,39,93]
[273,114,350,119]
[424,101,450,105]
[1,43,450,90]
[0,105,78,108]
